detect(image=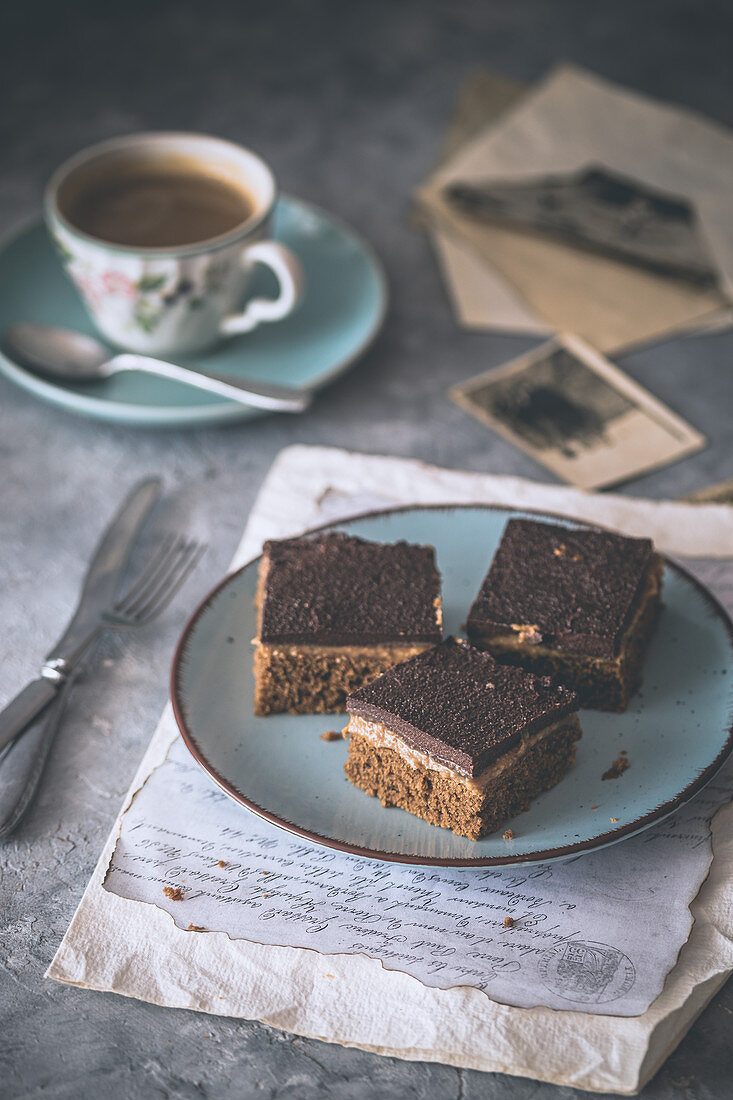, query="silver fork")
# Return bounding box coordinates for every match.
[0,534,206,839]
[102,534,206,629]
